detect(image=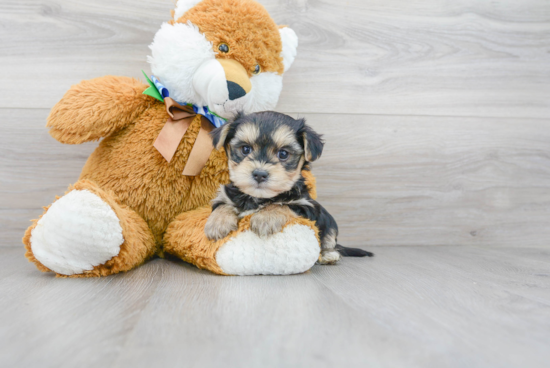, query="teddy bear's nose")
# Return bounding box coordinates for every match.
[227,81,247,100]
[218,59,251,101]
